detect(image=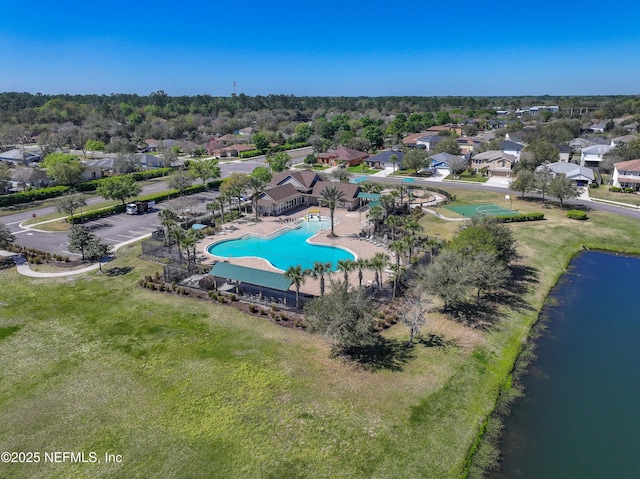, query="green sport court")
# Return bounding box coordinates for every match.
[446,204,519,218]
